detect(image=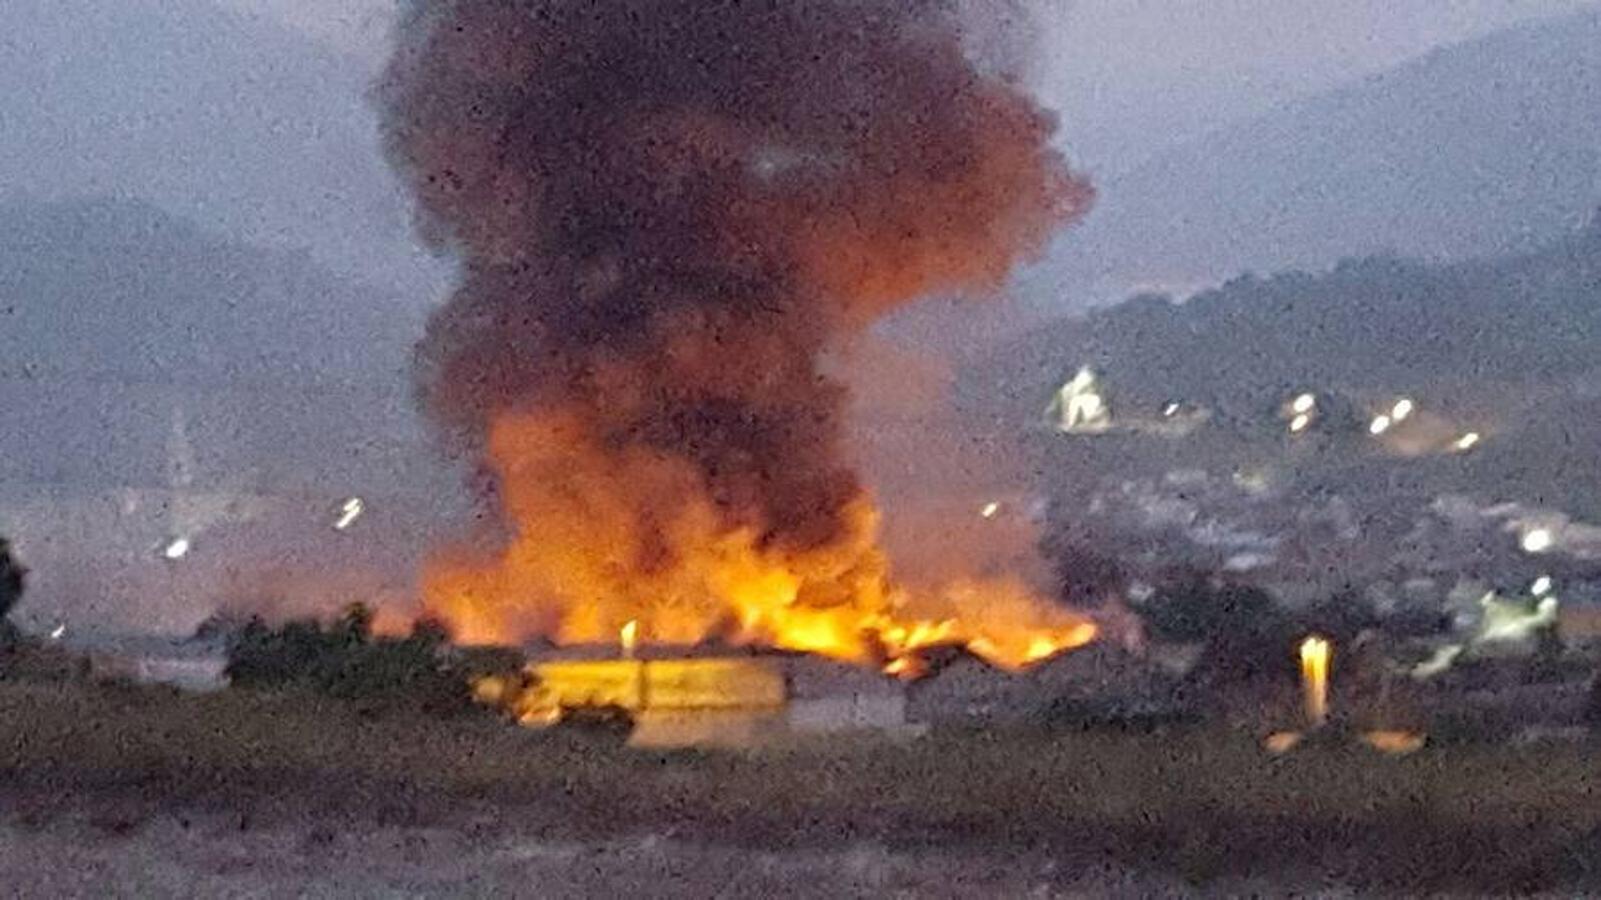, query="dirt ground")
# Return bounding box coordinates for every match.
[2,680,1598,896]
[0,810,1221,898]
